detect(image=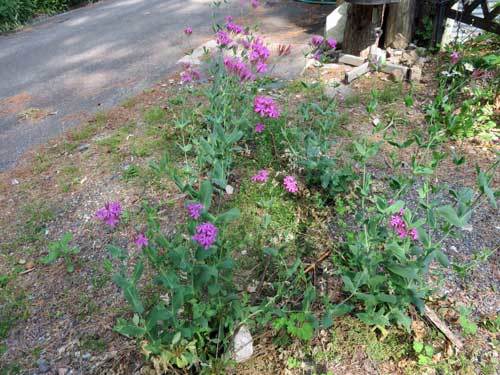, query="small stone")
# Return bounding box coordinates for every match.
[225,184,234,195]
[408,43,417,50]
[18,259,26,265]
[82,352,91,360]
[232,325,253,363]
[391,33,409,49]
[401,50,418,65]
[58,368,69,375]
[37,359,50,373]
[410,66,422,82]
[461,224,473,232]
[77,143,90,152]
[390,70,404,82]
[11,178,19,185]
